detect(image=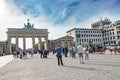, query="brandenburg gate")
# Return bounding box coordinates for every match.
[6,19,49,53]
